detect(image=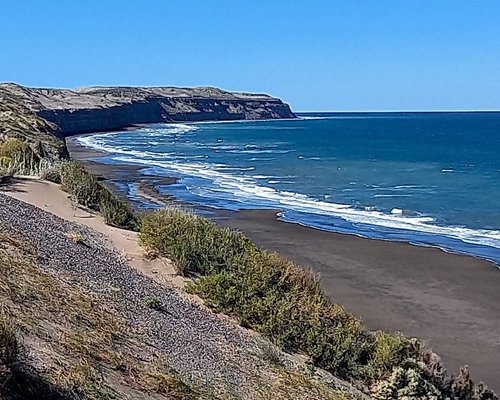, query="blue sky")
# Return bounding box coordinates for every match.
[1,1,499,111]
